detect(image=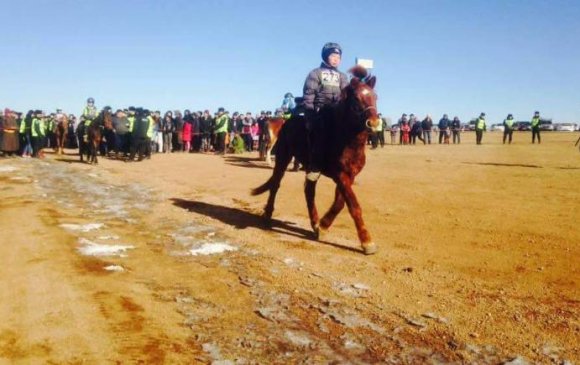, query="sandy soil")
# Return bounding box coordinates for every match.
[0,131,578,364]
